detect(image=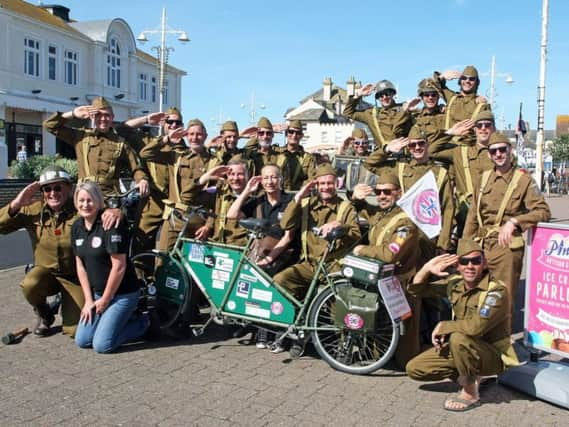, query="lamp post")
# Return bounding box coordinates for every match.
[535,0,549,186]
[136,8,189,113]
[241,92,266,124]
[488,55,514,113]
